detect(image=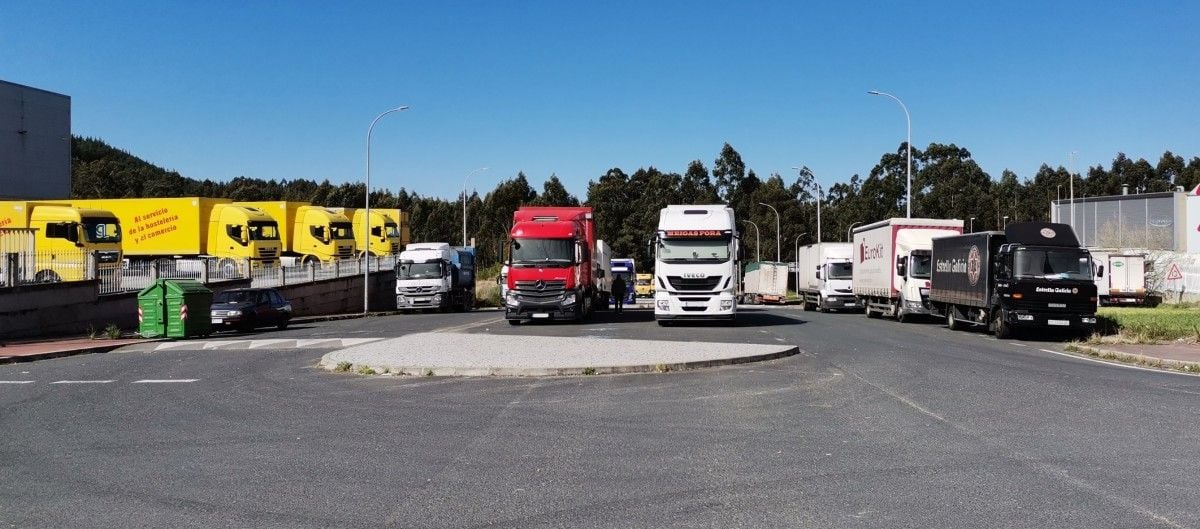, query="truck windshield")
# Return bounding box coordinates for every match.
[248,222,279,240]
[511,238,574,266]
[1015,249,1093,281]
[828,262,852,280]
[910,253,933,279]
[659,238,731,262]
[82,218,121,243]
[385,223,400,238]
[398,262,442,279]
[330,222,354,240]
